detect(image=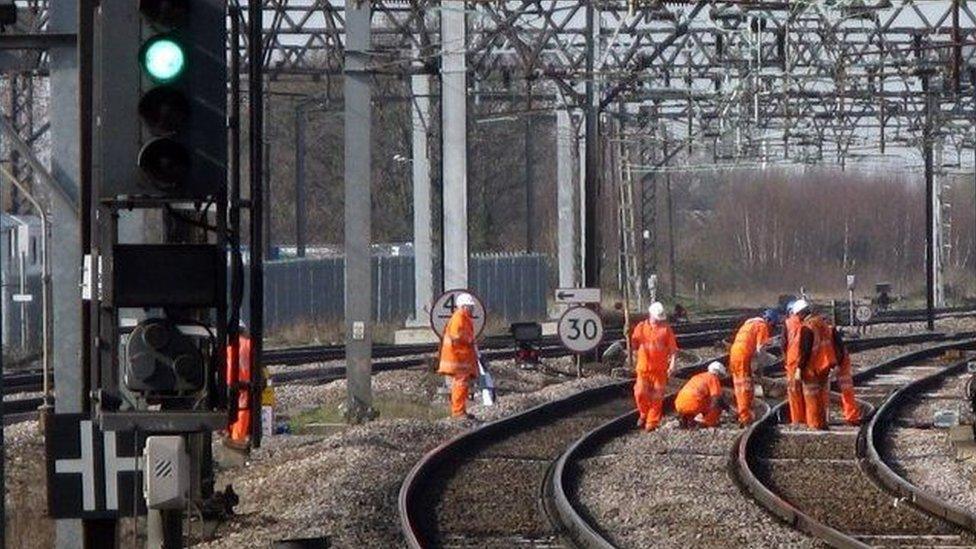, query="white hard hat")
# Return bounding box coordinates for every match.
[456,293,476,307]
[648,302,666,321]
[707,361,727,377]
[789,299,810,315]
